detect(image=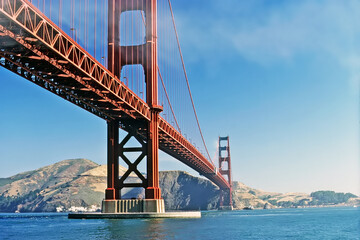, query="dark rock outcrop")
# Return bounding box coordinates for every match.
[160,171,220,210]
